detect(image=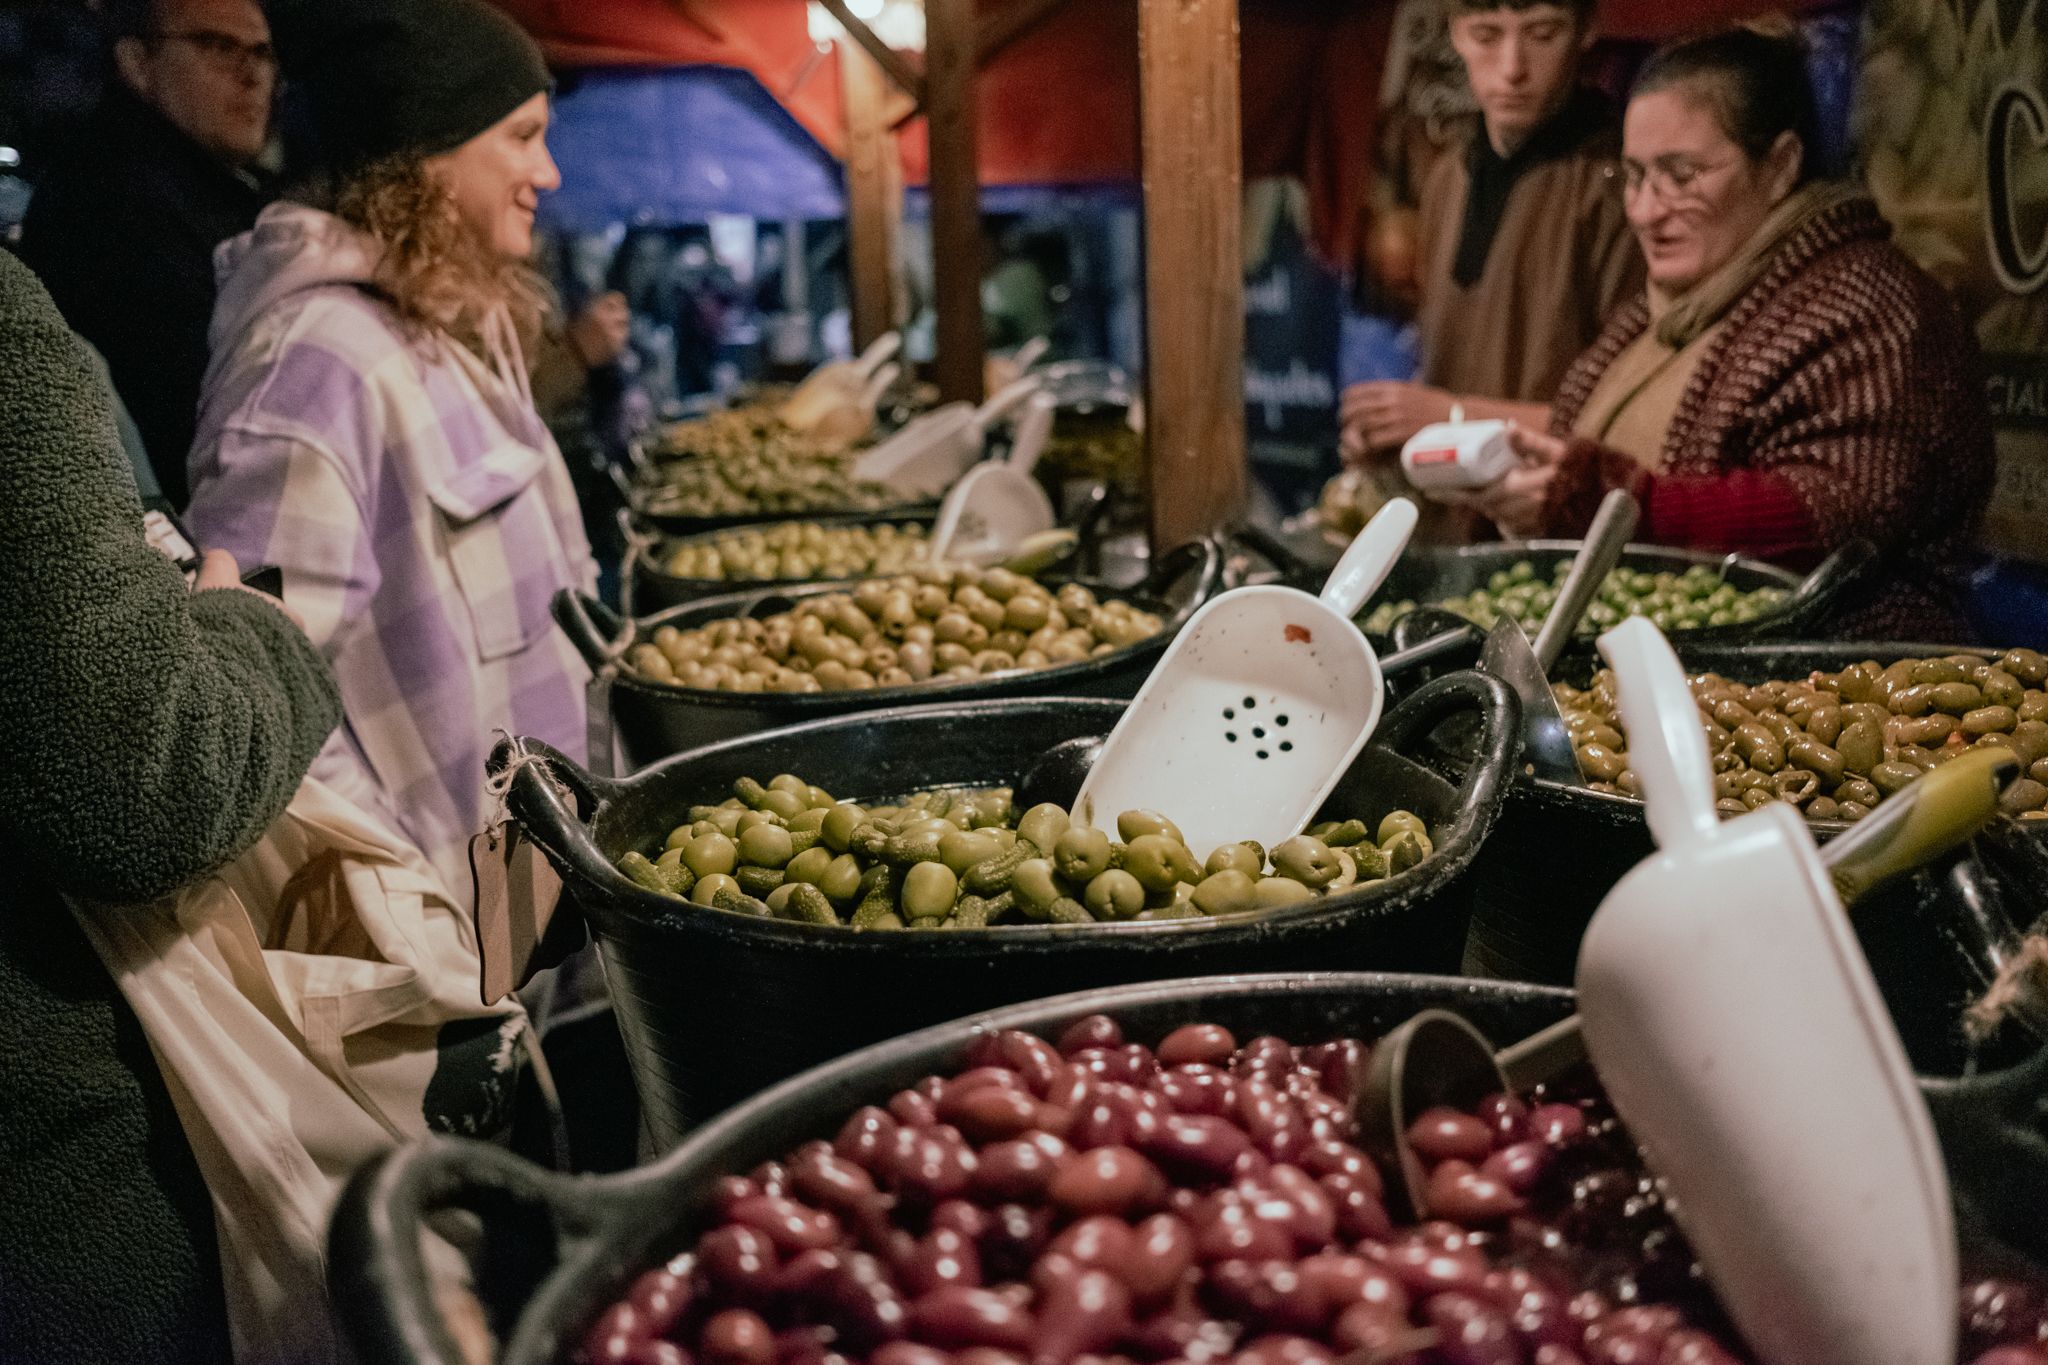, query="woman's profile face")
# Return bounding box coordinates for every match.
[427,92,560,260]
[1621,84,1799,294]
